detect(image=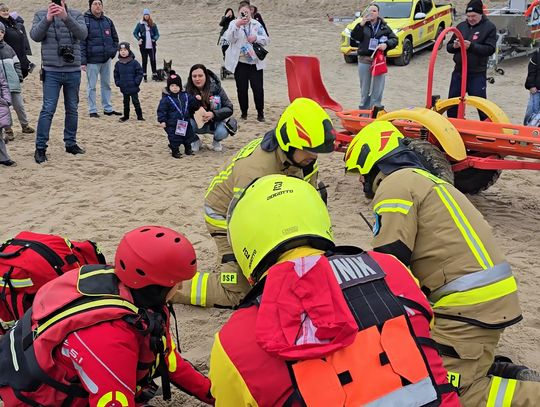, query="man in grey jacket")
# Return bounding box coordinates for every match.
[30,0,87,164]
